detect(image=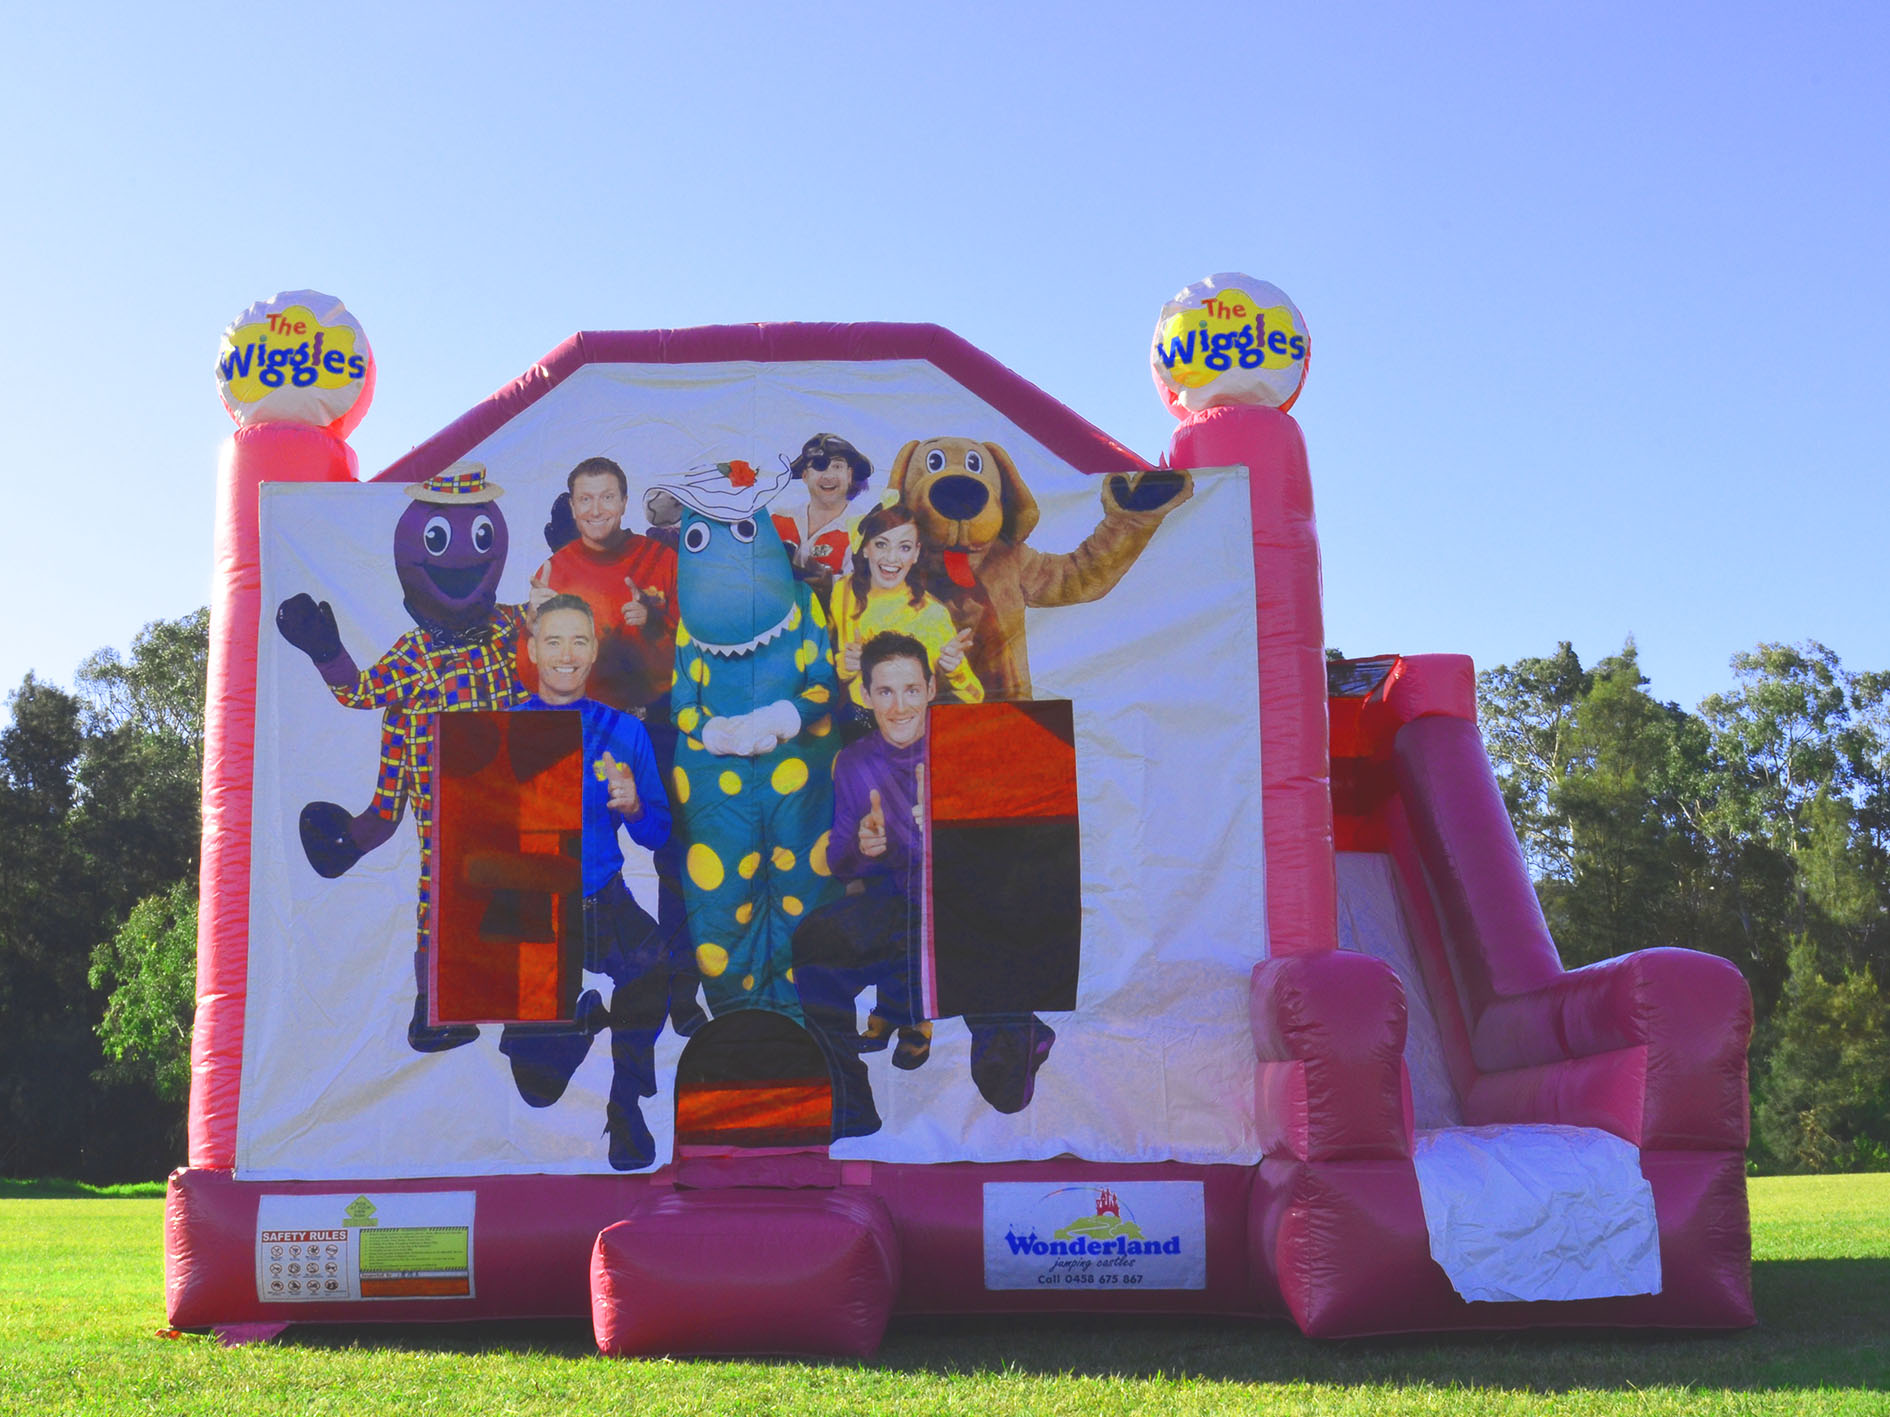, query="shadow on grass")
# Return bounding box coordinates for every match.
[0,1178,168,1199]
[270,1258,1890,1393]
